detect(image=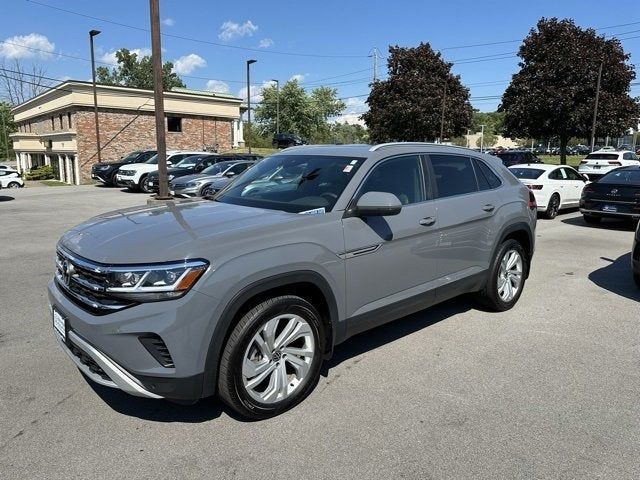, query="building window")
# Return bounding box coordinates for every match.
[28,122,32,133]
[68,112,72,129]
[167,117,182,132]
[59,114,63,129]
[51,117,55,130]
